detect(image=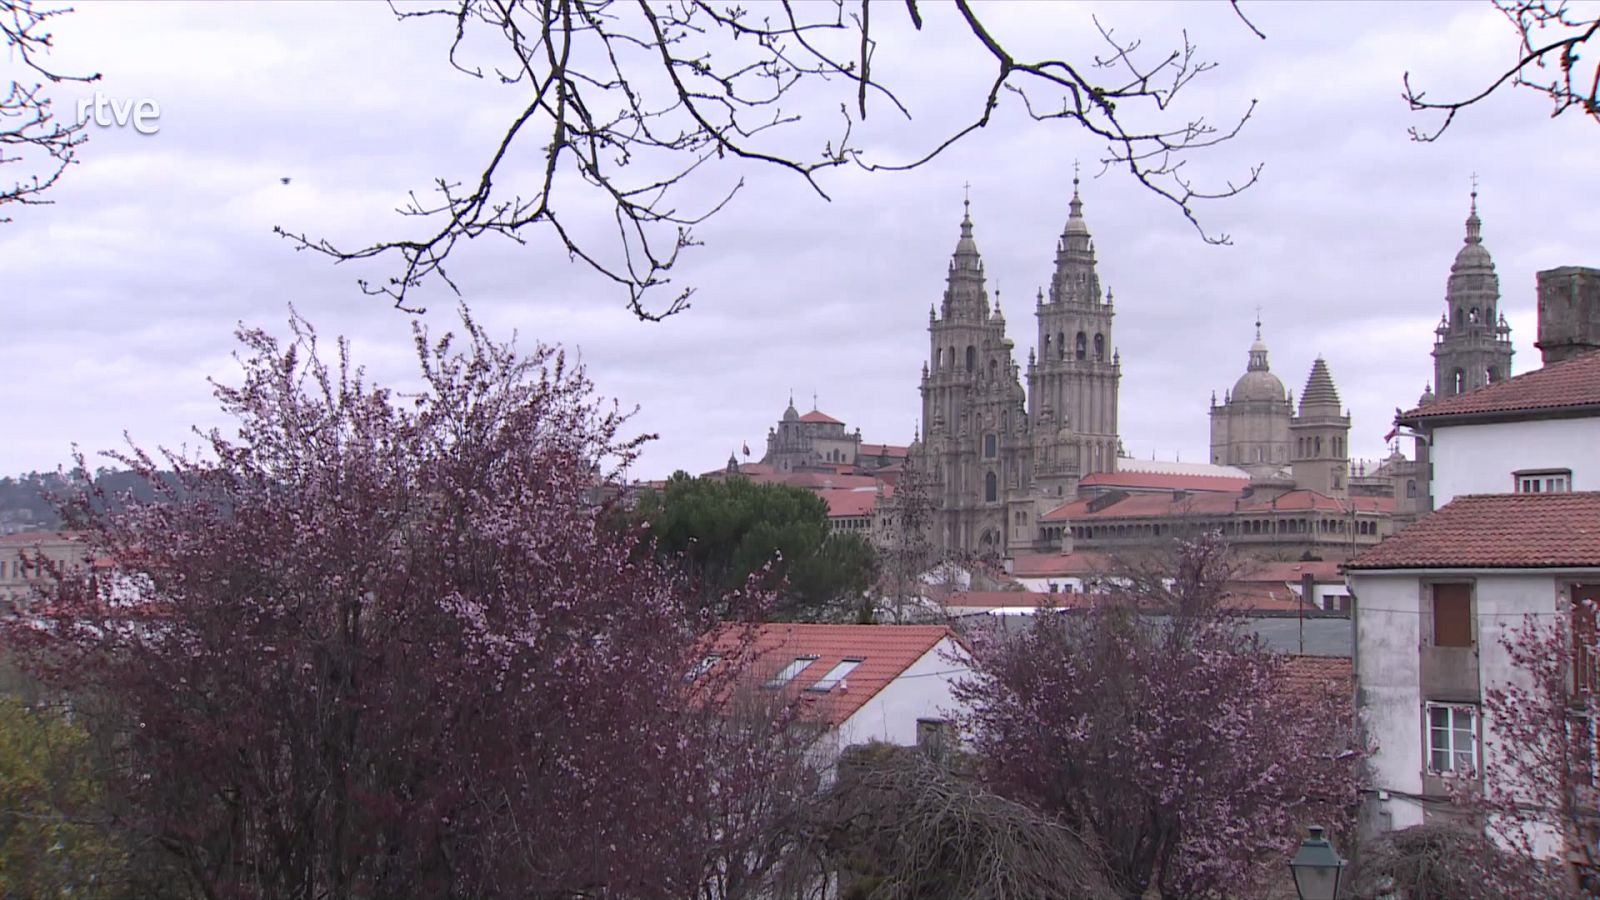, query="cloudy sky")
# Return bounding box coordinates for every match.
[4,1,1596,481]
